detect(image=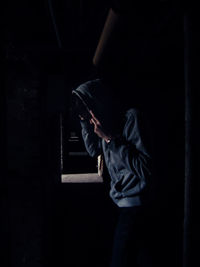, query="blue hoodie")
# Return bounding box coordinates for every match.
[72,79,153,207]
